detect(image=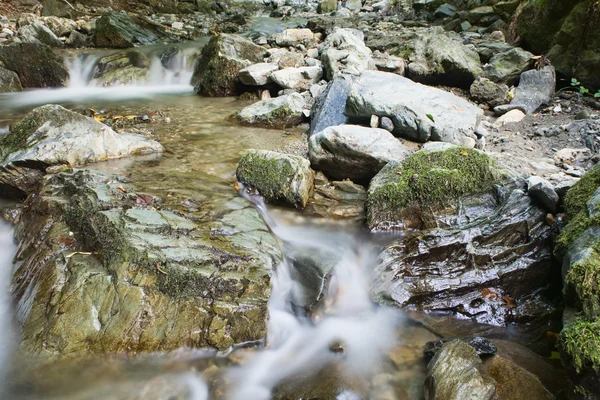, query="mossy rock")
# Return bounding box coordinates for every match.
[366,147,497,230]
[95,12,169,49]
[237,93,306,129]
[192,34,266,97]
[236,149,314,208]
[0,43,68,89]
[559,315,600,395]
[91,50,150,86]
